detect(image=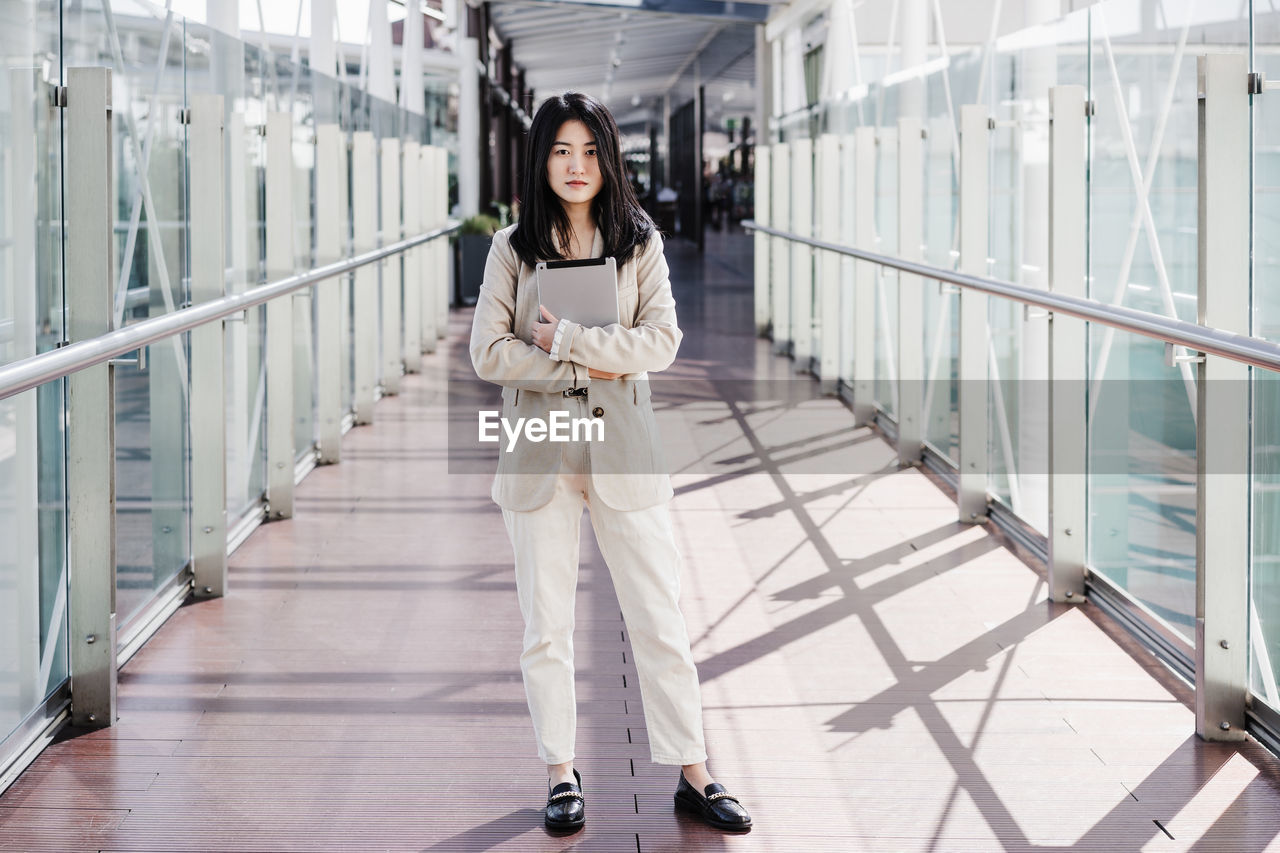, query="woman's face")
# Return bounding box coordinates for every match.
[546,119,603,210]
